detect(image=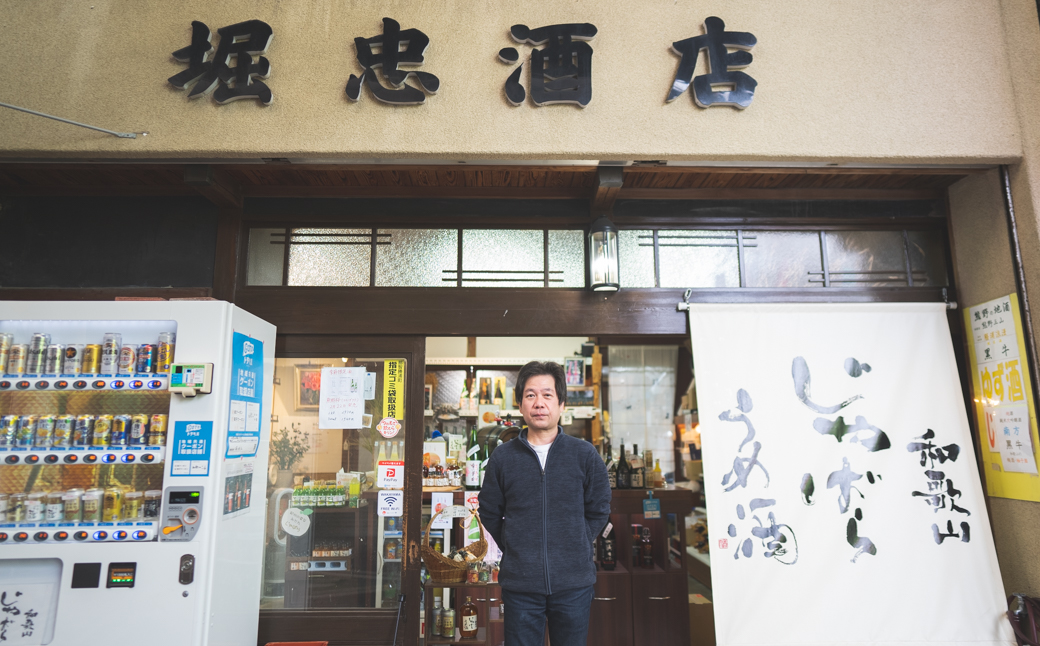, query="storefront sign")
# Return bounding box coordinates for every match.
[965,294,1040,500]
[377,489,403,517]
[377,460,404,489]
[384,360,403,420]
[318,366,365,429]
[688,303,1012,646]
[377,417,401,438]
[667,17,757,109]
[168,20,274,105]
[500,23,597,107]
[346,18,439,104]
